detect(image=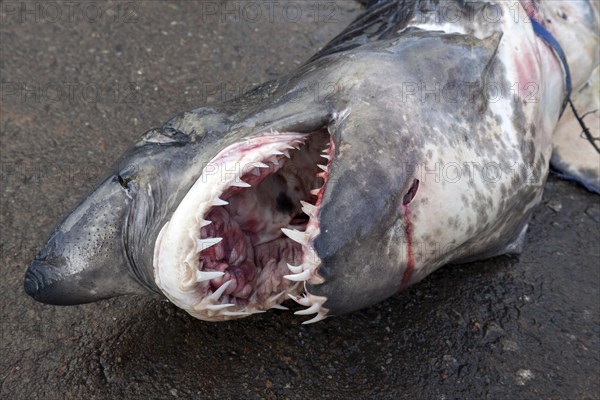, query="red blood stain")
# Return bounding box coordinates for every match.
[400,204,415,289]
